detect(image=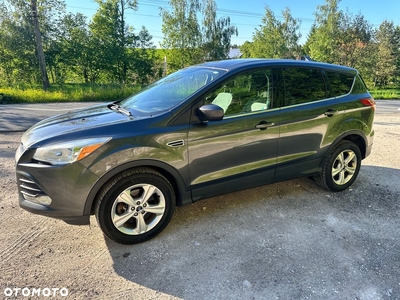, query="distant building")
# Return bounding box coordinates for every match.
[228,48,242,59]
